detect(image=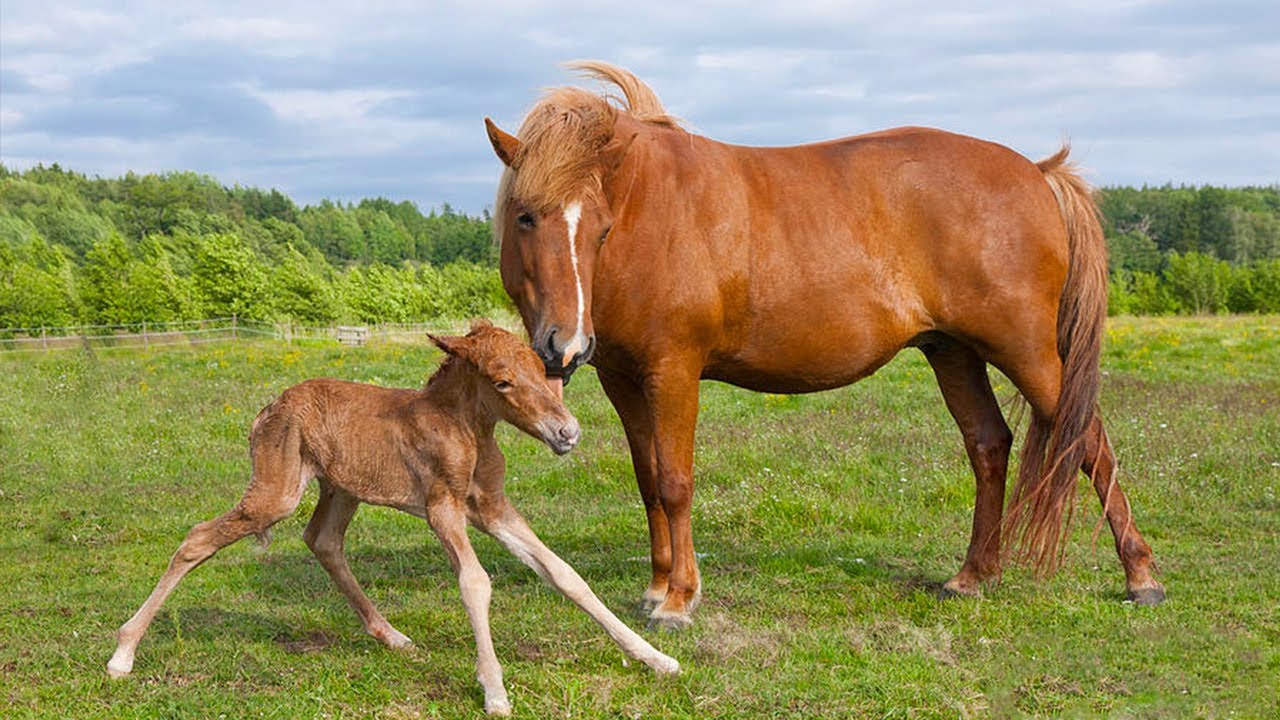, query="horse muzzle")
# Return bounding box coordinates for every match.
[537,330,596,386]
[540,416,581,455]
